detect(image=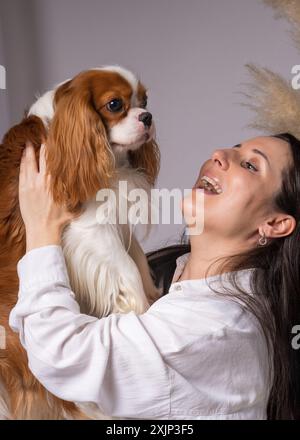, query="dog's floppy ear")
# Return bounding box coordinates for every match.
[53,79,73,104]
[128,139,160,186]
[46,86,115,211]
